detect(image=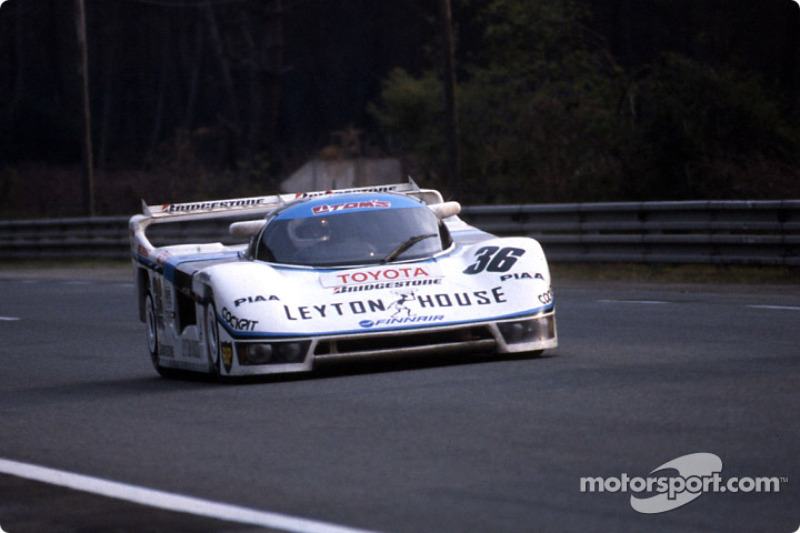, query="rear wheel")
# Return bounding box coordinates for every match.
[145,292,175,377]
